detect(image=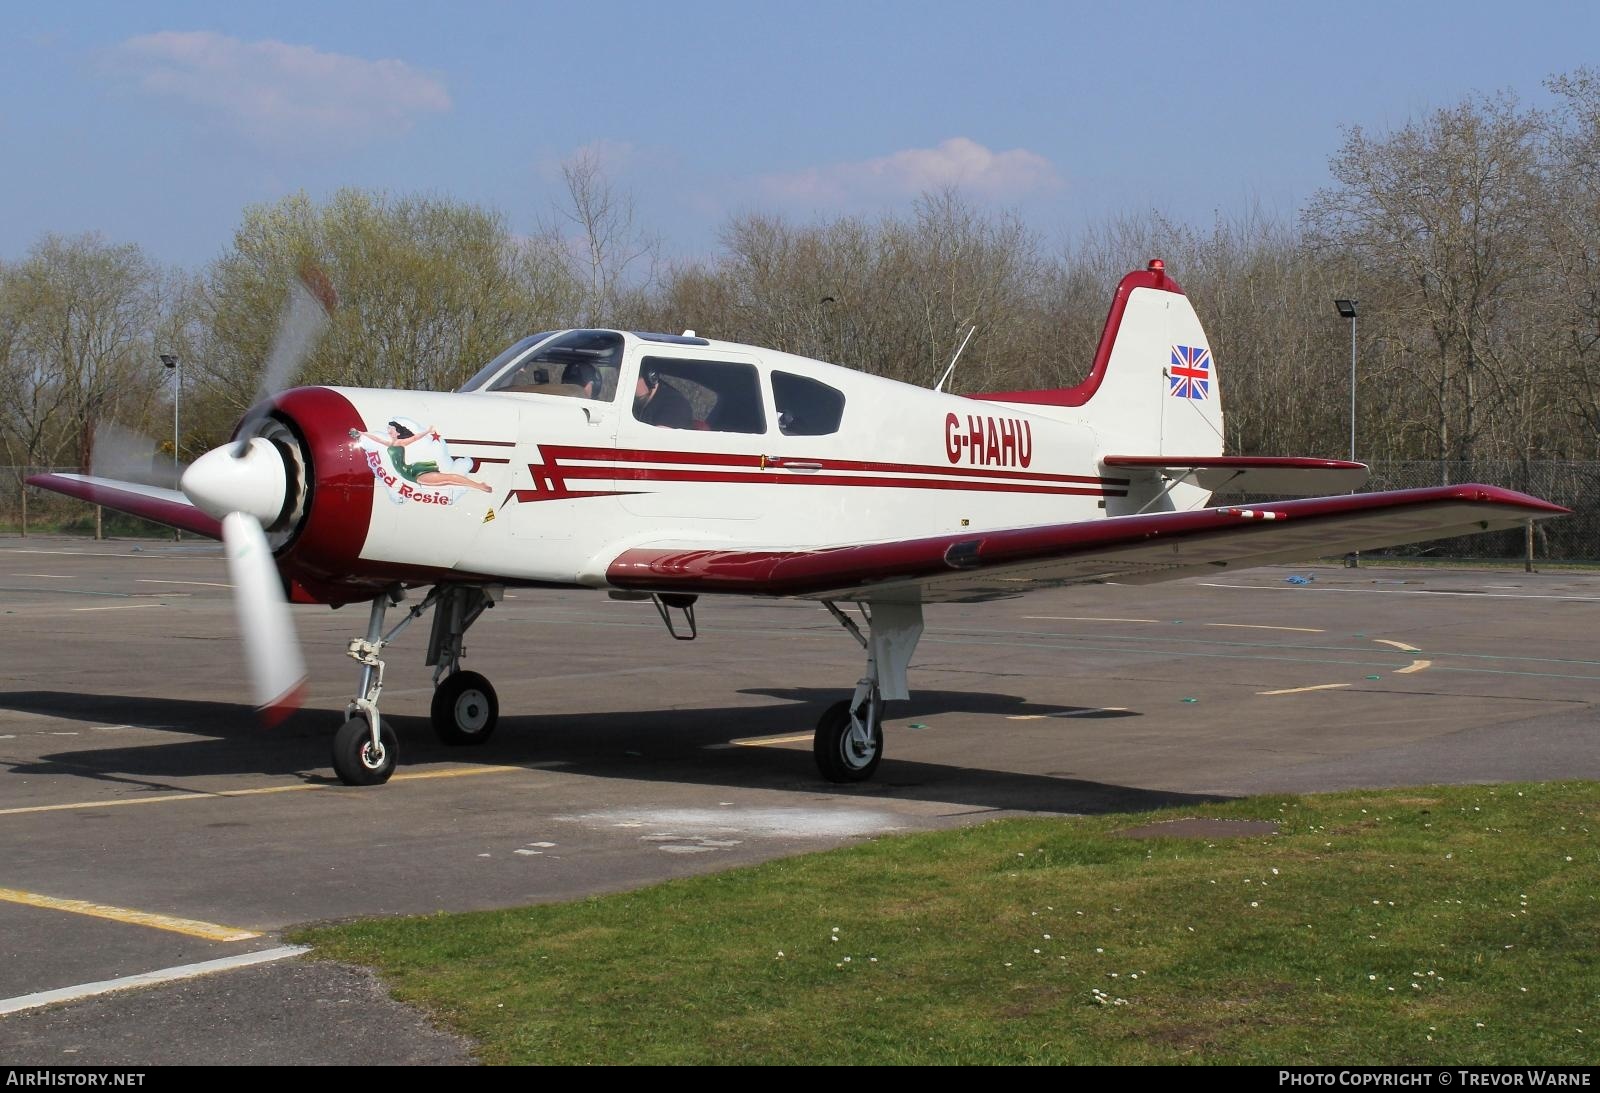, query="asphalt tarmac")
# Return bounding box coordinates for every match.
[2,537,1596,1064]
